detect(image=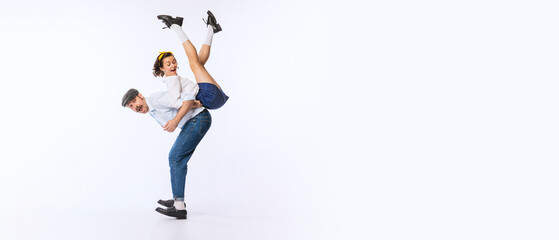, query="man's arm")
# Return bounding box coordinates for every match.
[163,100,194,132]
